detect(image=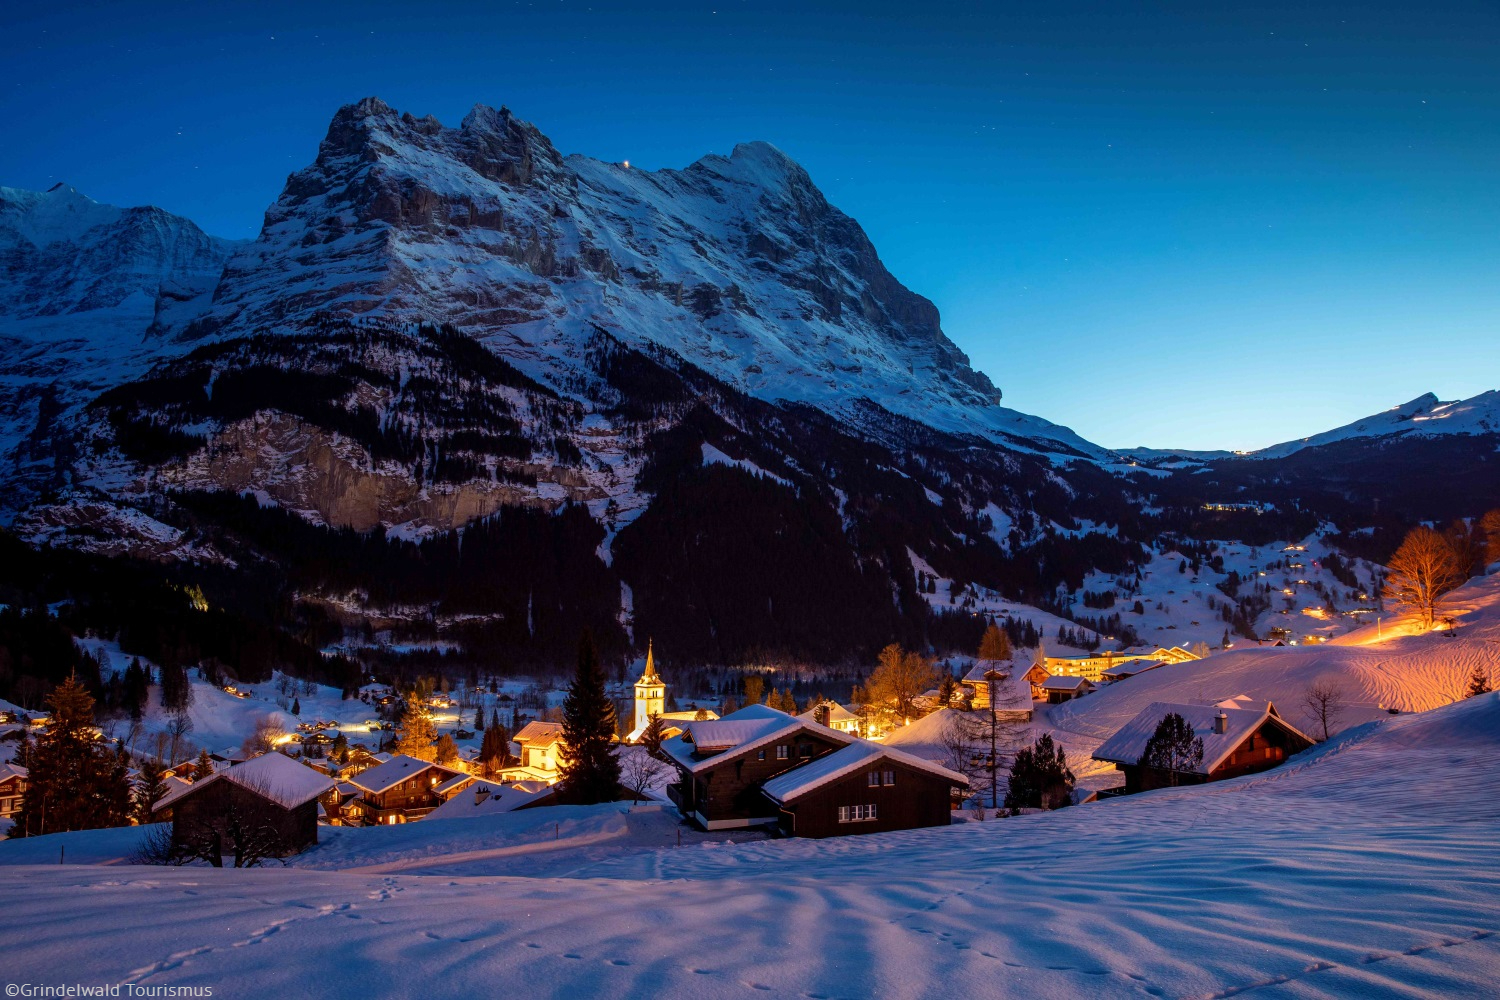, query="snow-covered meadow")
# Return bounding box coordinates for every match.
[3,688,1498,998]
